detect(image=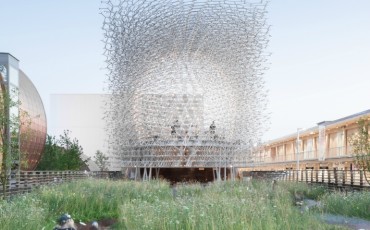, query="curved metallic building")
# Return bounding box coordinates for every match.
[19,70,47,170]
[103,0,269,173]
